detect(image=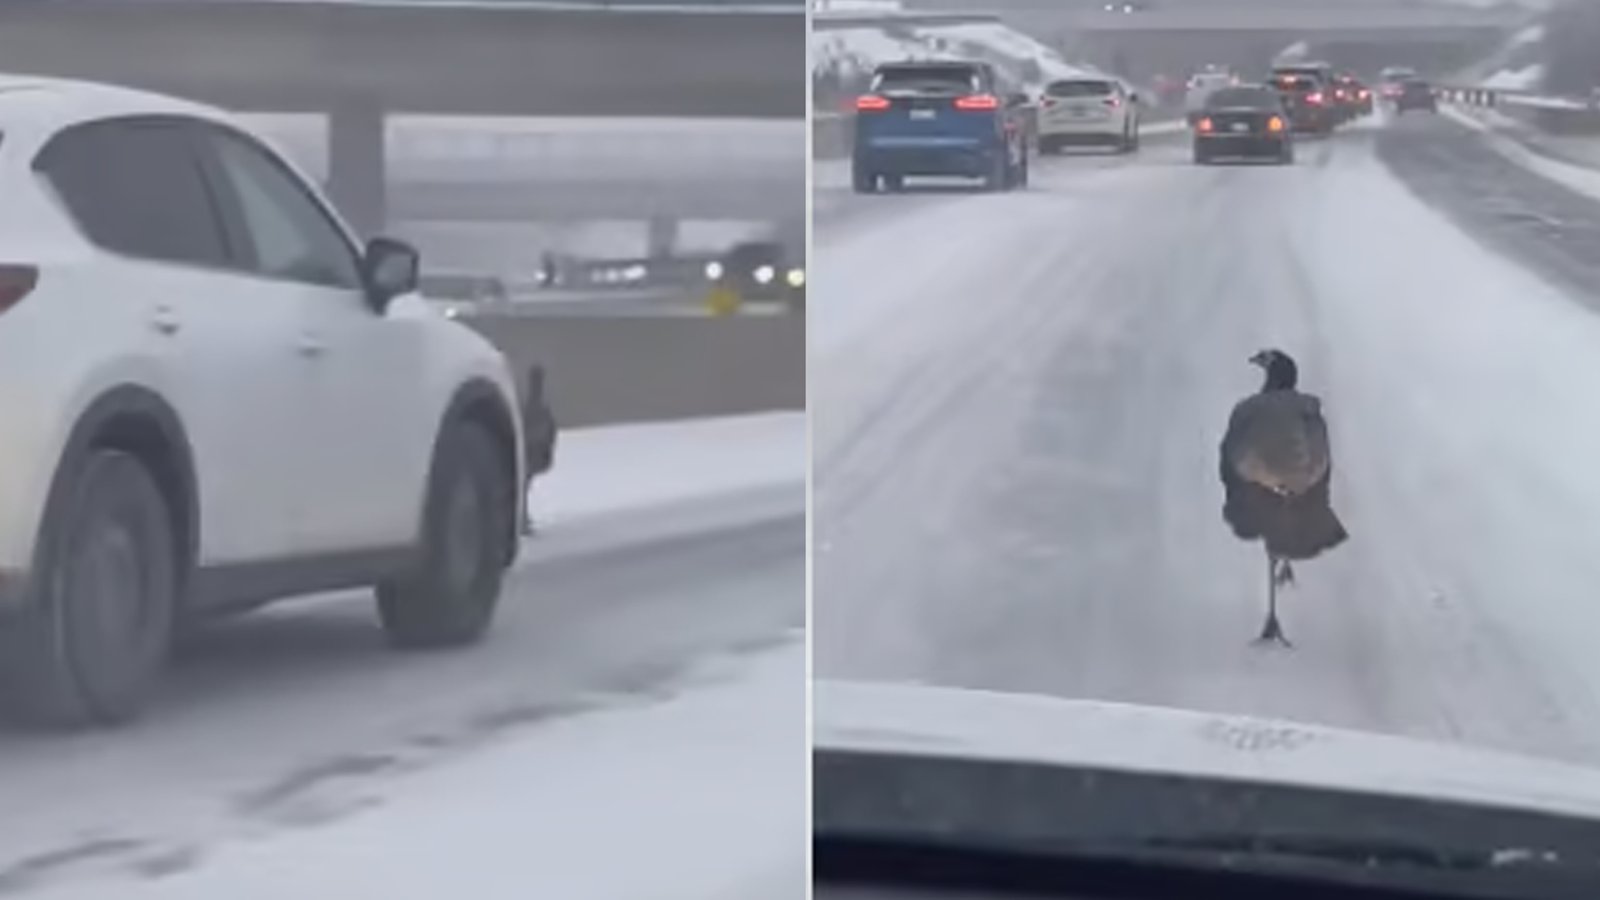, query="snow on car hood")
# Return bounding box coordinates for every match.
[814,679,1600,823]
